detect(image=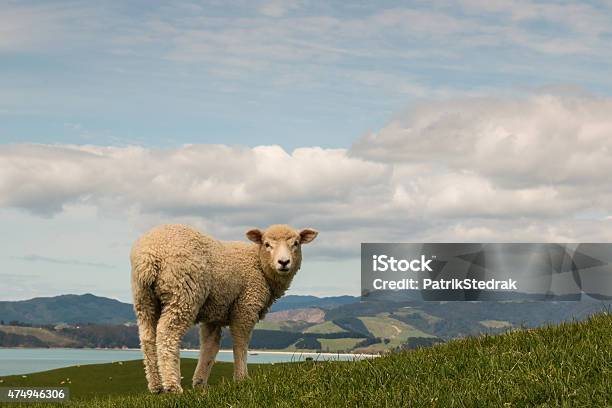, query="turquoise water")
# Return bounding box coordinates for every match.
[0,348,368,376]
